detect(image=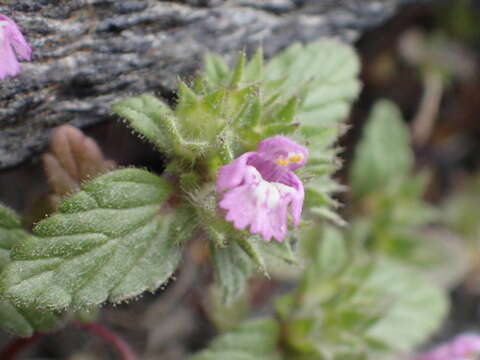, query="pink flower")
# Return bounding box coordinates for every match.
[415,334,480,360]
[0,14,32,80]
[216,136,308,242]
